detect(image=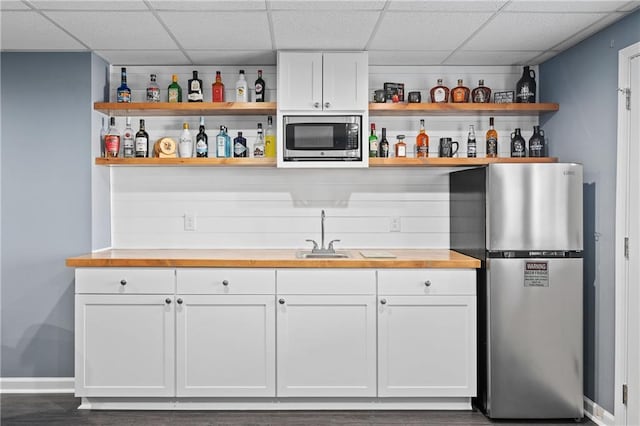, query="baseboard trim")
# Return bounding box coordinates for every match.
[0,377,74,394]
[584,396,615,426]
